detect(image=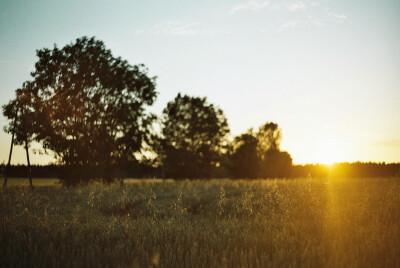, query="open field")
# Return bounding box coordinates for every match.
[1,178,399,267]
